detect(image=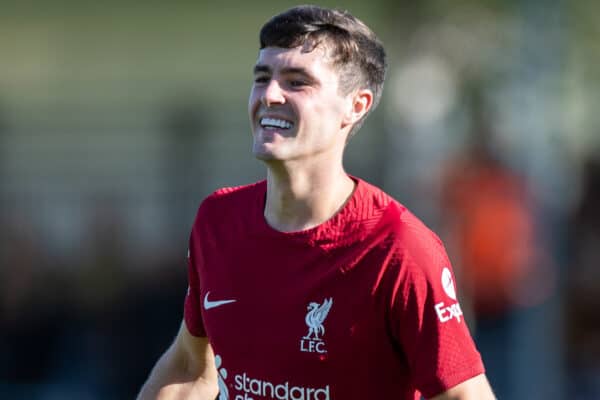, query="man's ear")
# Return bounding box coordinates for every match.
[342,89,373,128]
